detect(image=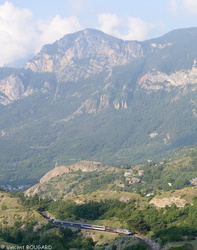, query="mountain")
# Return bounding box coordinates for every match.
[25,28,143,82]
[0,27,197,187]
